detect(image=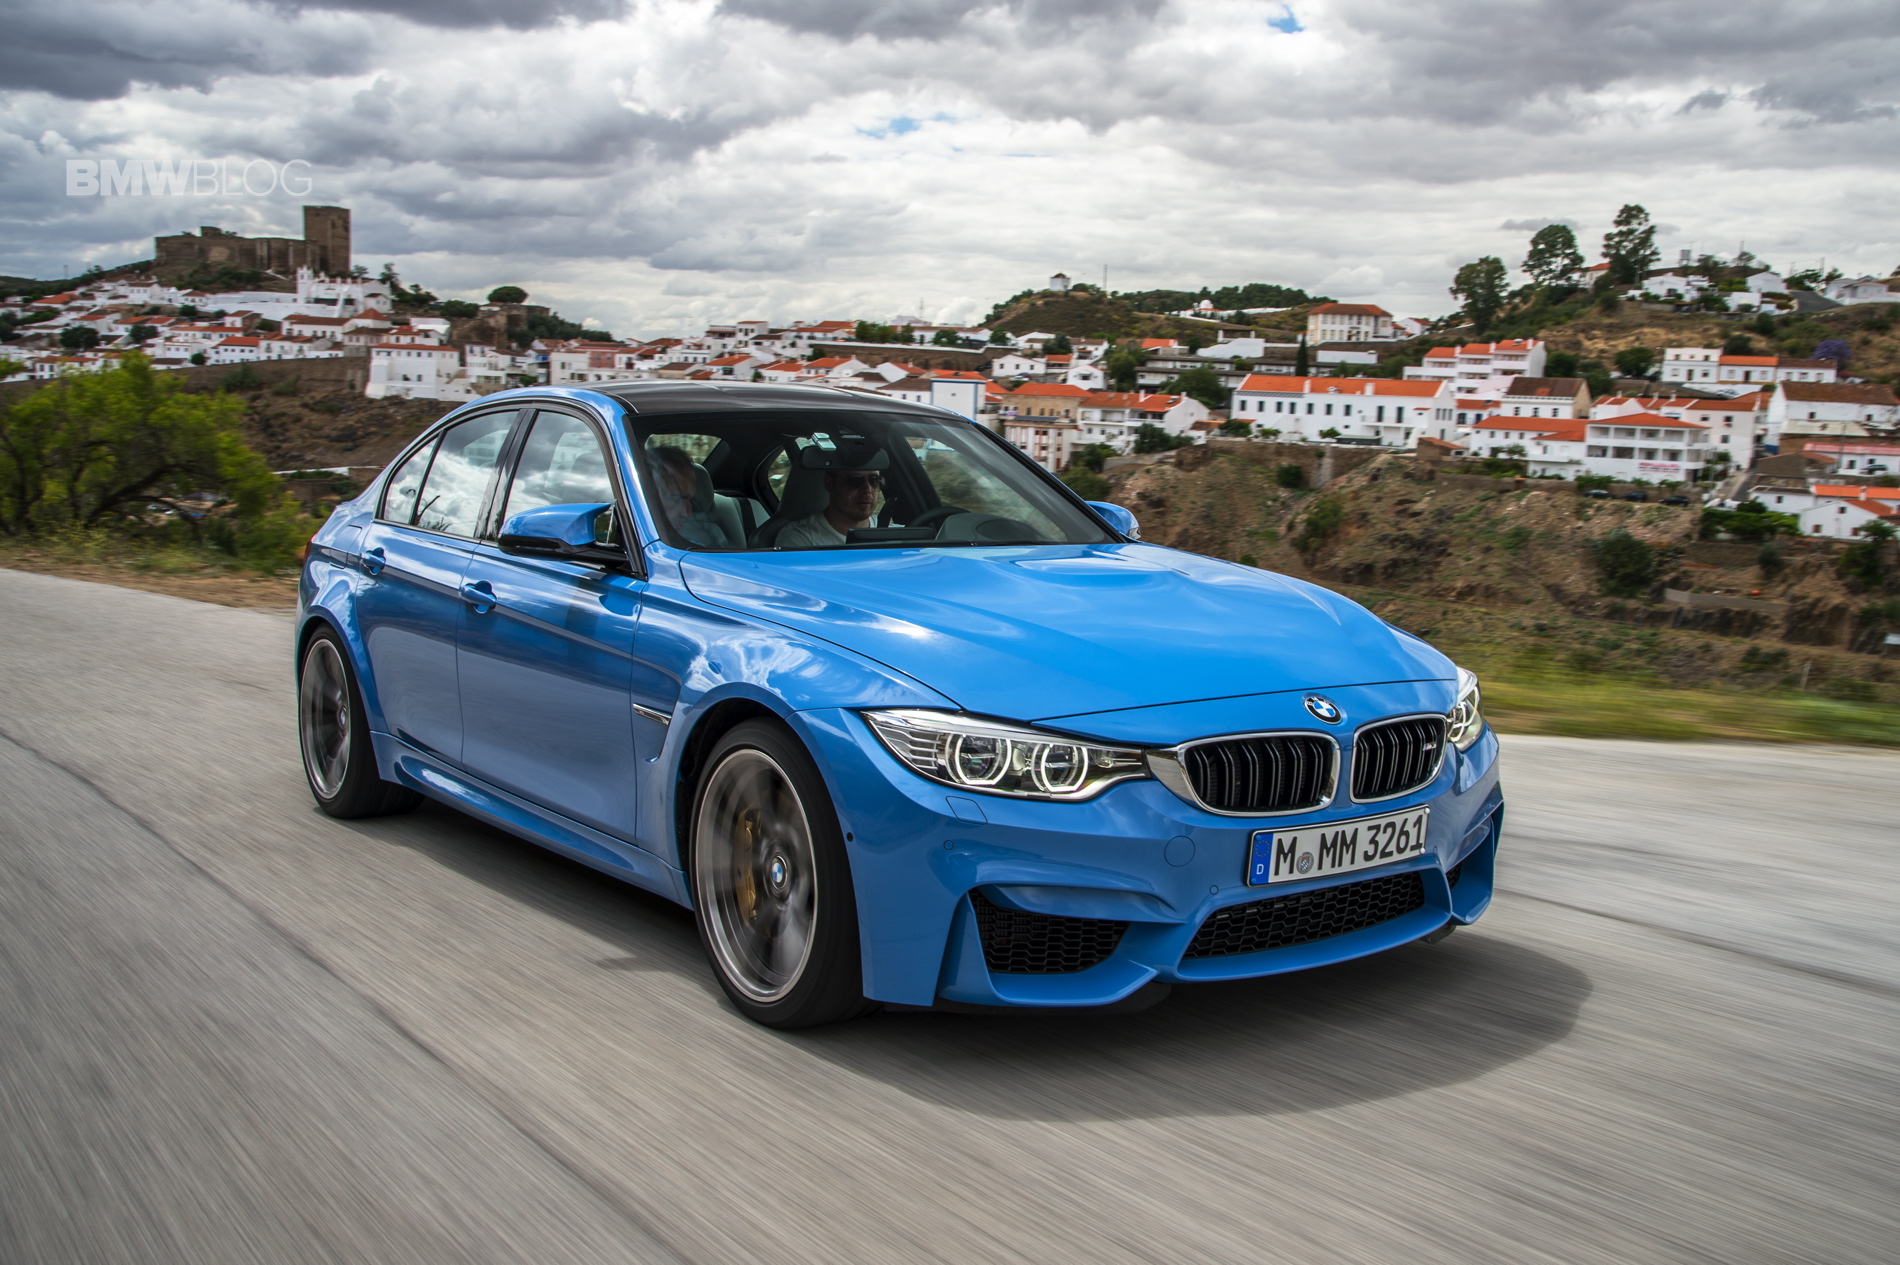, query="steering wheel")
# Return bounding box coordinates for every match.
[905,504,969,533]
